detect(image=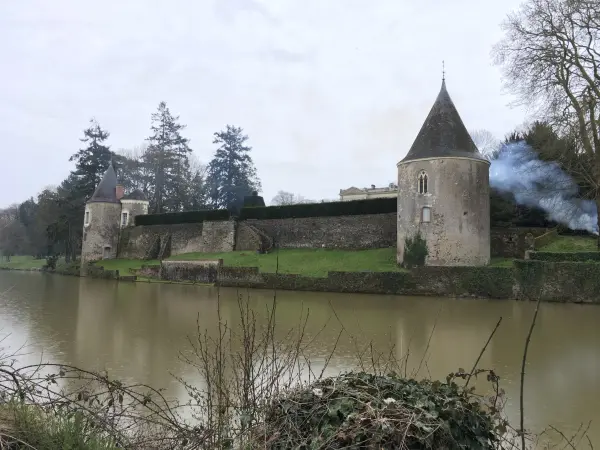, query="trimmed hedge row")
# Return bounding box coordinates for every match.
[134,209,230,226]
[240,197,397,220]
[527,251,600,262]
